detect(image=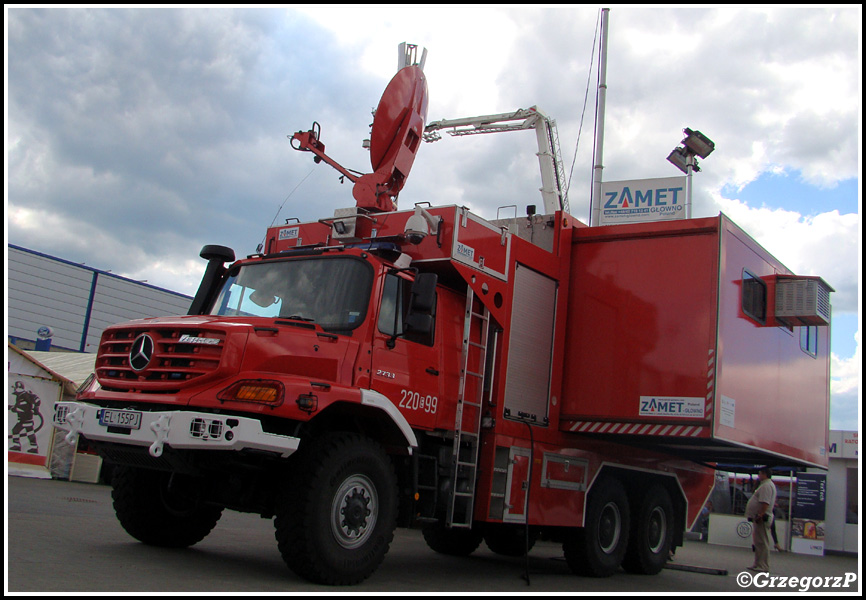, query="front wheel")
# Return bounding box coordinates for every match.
[111,466,223,548]
[274,433,397,585]
[563,477,630,577]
